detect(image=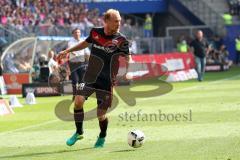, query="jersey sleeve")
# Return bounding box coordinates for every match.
[85,28,93,43]
[119,38,130,56]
